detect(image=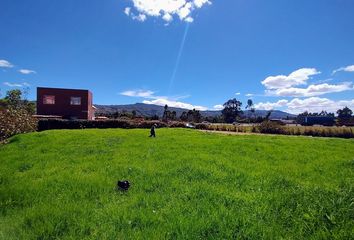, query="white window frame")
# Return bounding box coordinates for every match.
[70,97,81,105]
[43,95,55,105]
